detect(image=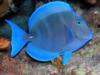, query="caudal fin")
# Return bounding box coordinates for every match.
[5,20,29,57]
